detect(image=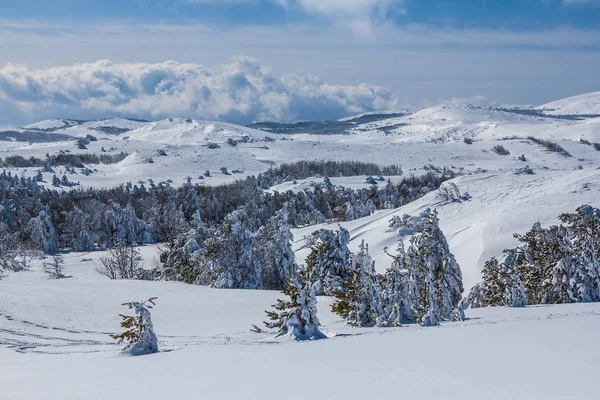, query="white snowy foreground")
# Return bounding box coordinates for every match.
[1,251,600,400]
